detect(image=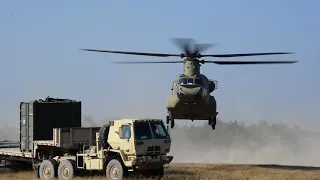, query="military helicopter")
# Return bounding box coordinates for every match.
[81,38,297,130]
